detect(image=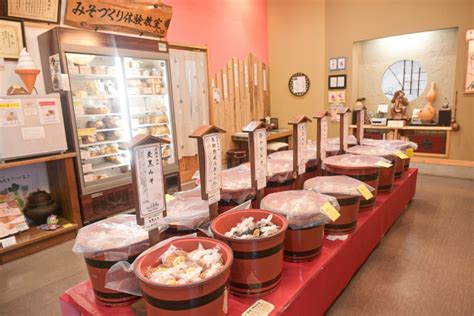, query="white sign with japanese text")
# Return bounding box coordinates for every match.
[253,128,267,190]
[320,116,328,160]
[297,122,308,175]
[203,133,222,203]
[343,114,349,151]
[358,110,365,142]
